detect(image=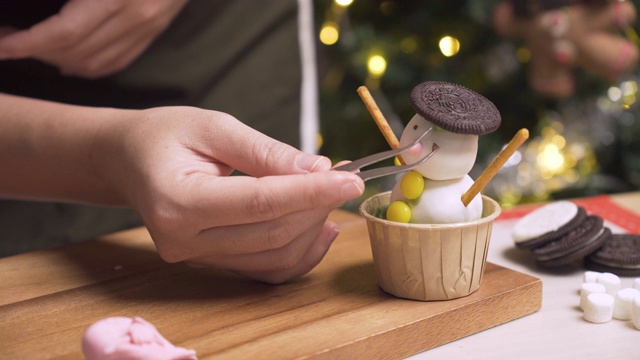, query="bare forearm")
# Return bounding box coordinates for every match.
[0,93,127,205]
